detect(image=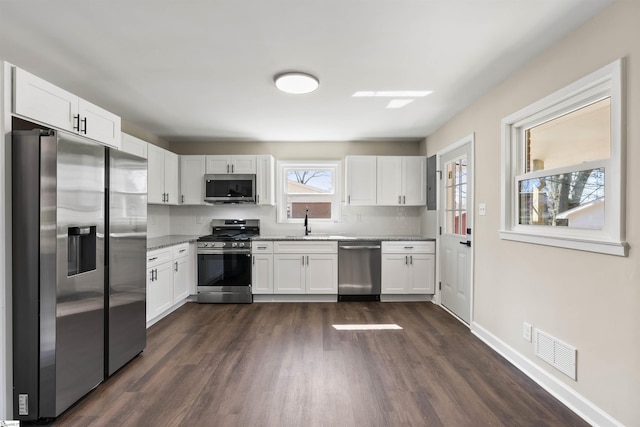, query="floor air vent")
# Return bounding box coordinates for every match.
[534,329,577,380]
